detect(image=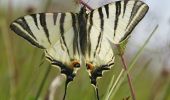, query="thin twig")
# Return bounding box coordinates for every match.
[80,0,93,10]
[119,53,136,100]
